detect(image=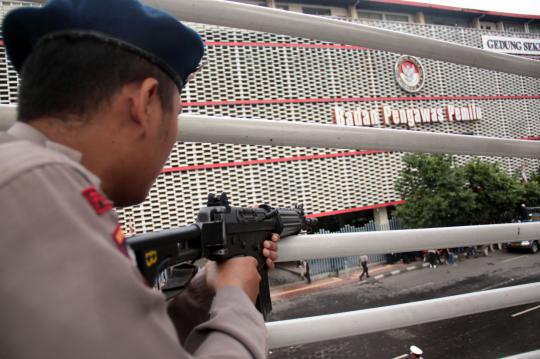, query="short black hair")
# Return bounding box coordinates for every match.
[17,37,177,123]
